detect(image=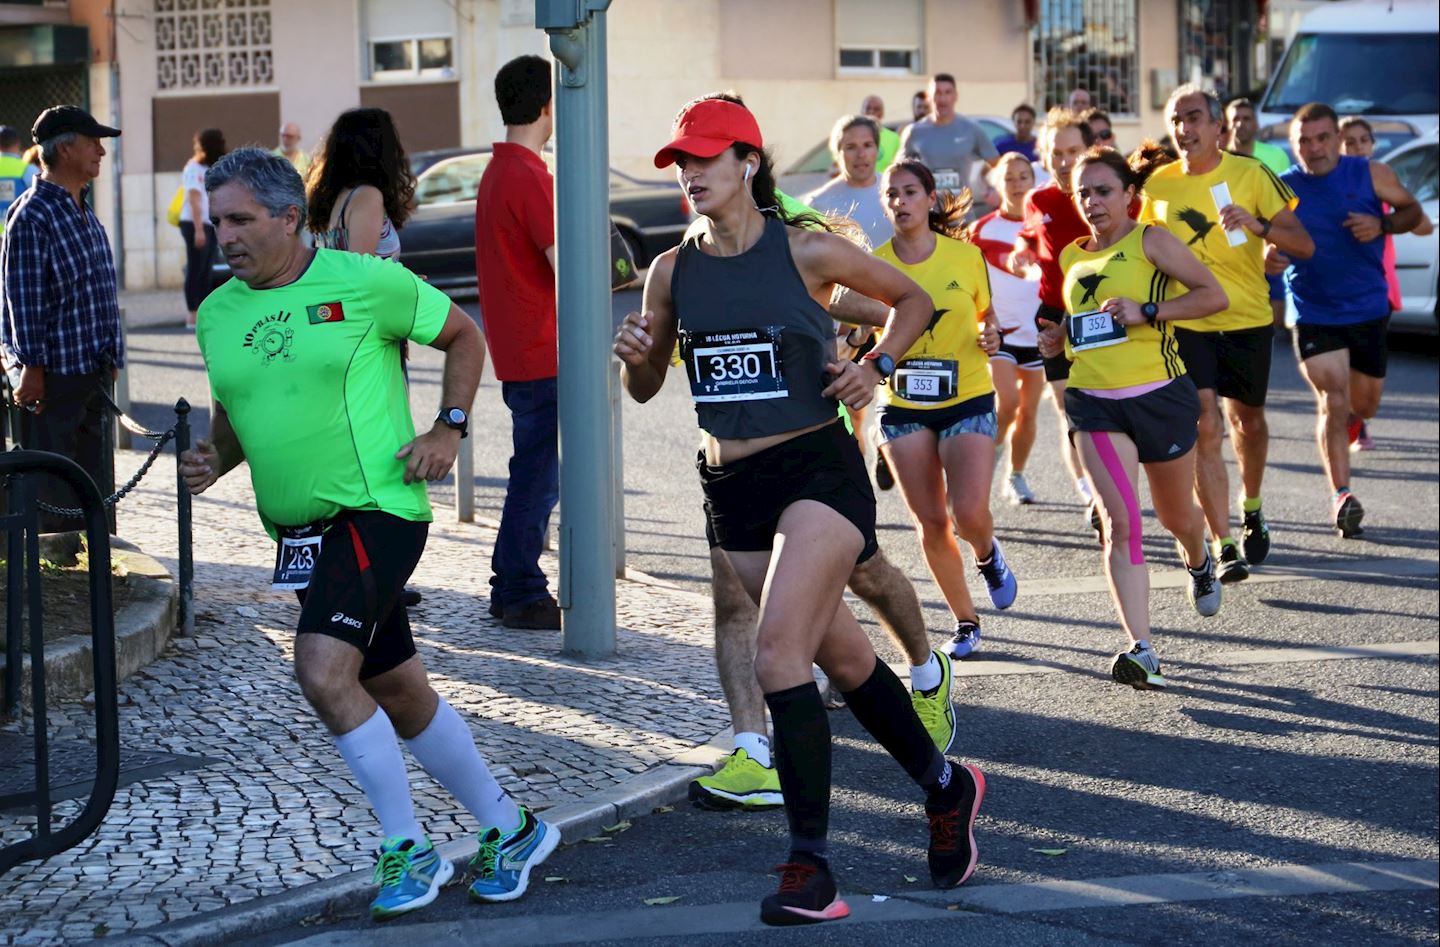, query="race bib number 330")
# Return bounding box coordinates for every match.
[682,327,788,403]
